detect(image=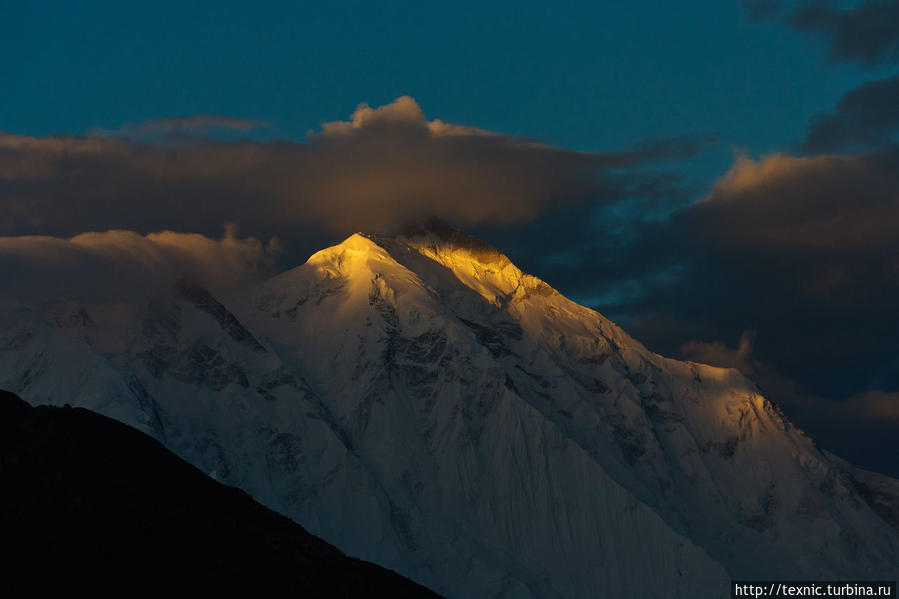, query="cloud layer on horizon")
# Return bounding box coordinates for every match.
[0,96,708,248]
